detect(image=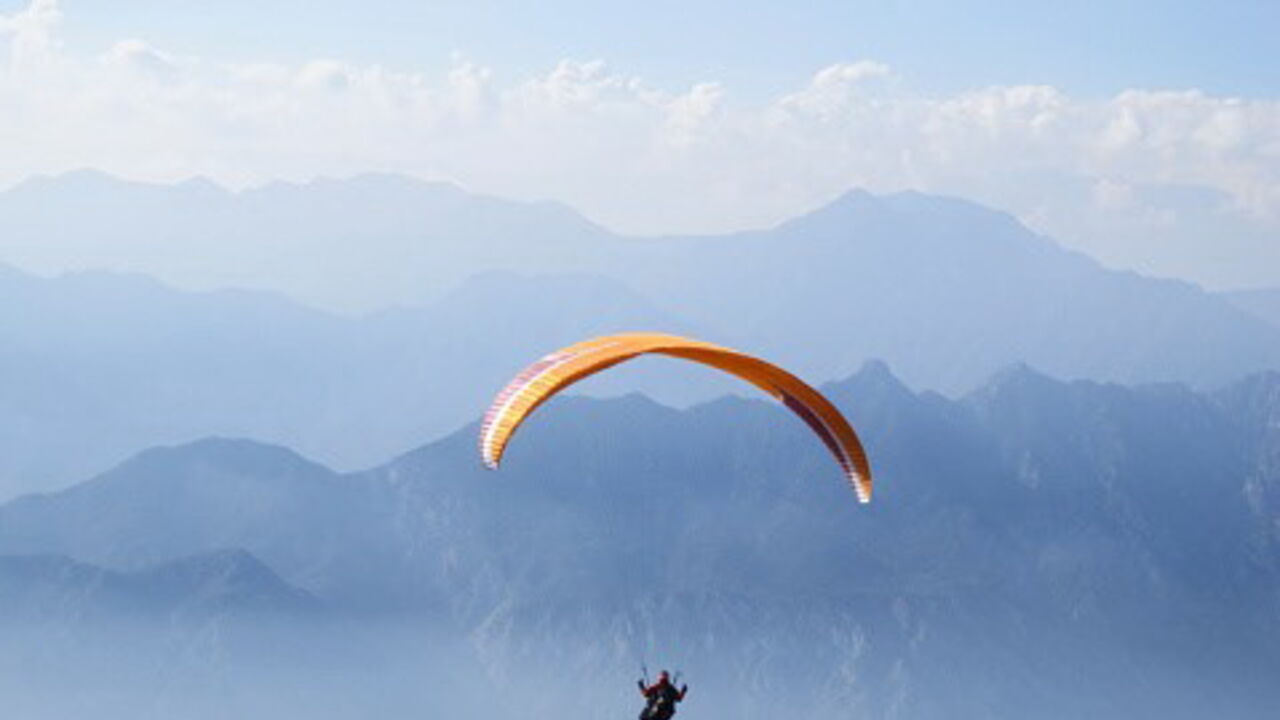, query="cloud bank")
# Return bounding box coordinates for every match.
[2,0,1277,288]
